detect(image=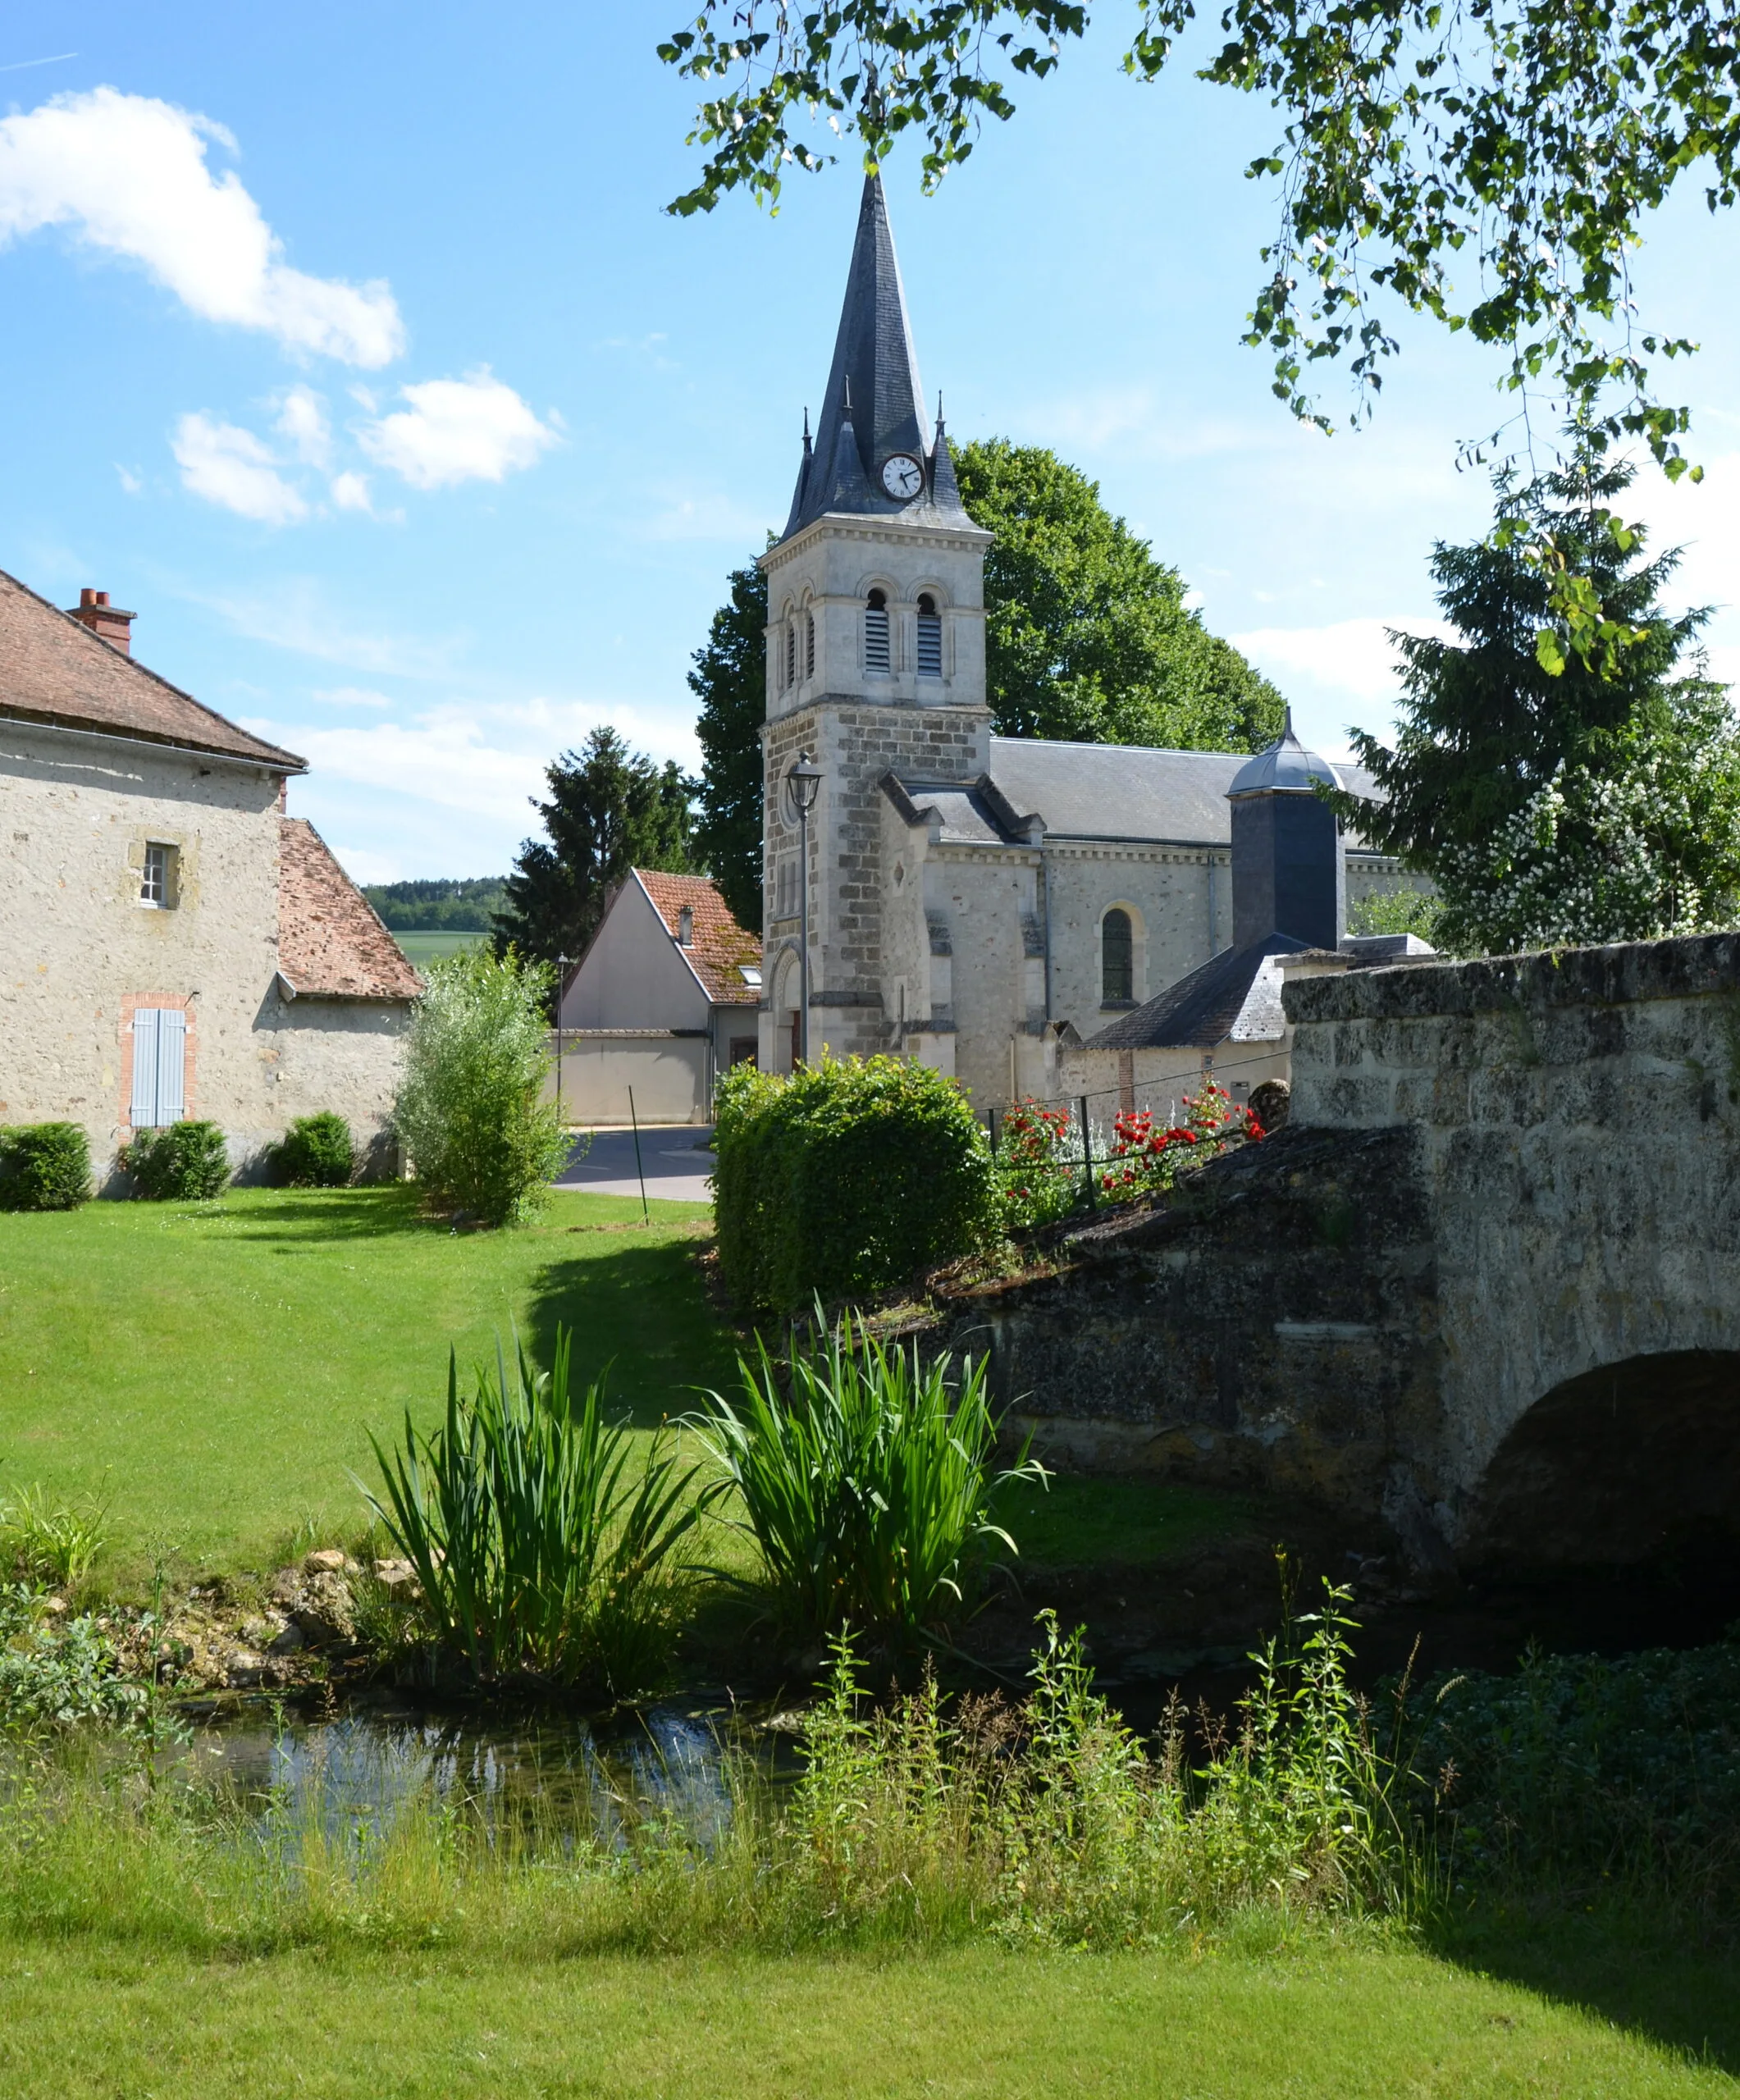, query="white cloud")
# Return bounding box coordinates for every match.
[309,684,395,709]
[114,463,142,495]
[327,843,402,885]
[275,384,331,468]
[1232,615,1450,705]
[171,411,307,525]
[359,368,559,491]
[0,86,403,364]
[329,470,379,514]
